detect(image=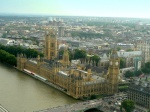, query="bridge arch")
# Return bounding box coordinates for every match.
[84,108,103,112]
